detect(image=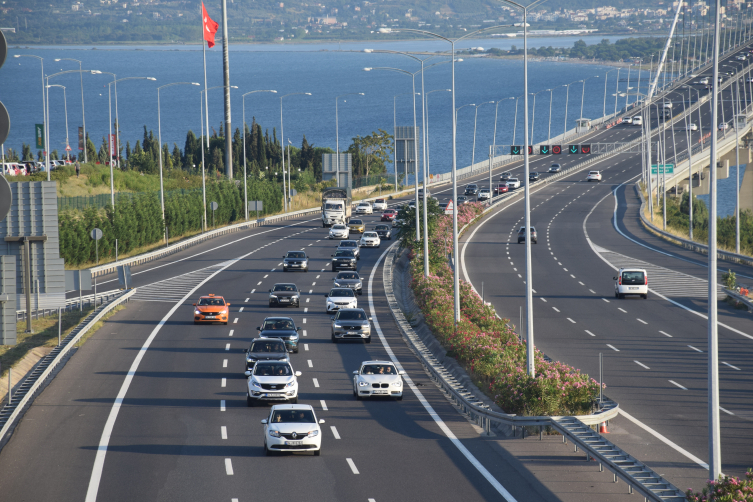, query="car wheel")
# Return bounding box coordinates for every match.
[614,292,618,298]
[332,266,336,272]
[314,447,321,457]
[224,322,228,325]
[396,395,403,401]
[618,294,624,299]
[193,321,198,325]
[269,302,274,308]
[365,336,371,344]
[331,334,337,343]
[304,268,308,272]
[294,347,299,354]
[291,397,298,404]
[265,445,274,456]
[642,294,648,299]
[247,395,254,407]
